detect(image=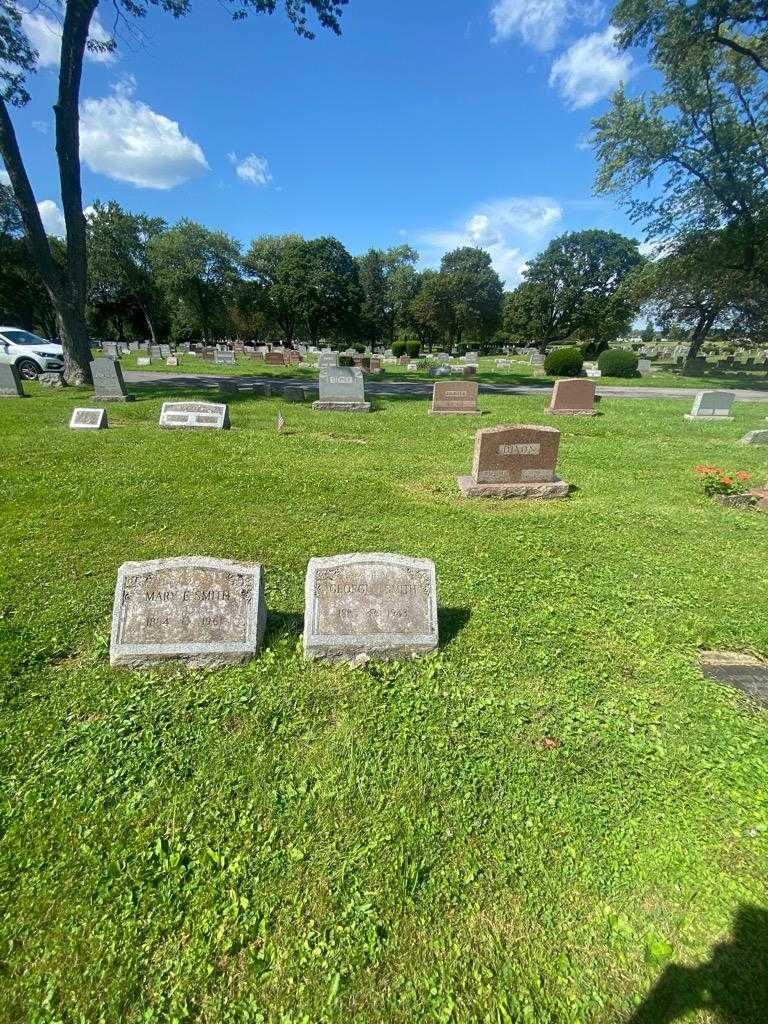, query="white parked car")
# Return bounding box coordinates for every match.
[0,327,65,379]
